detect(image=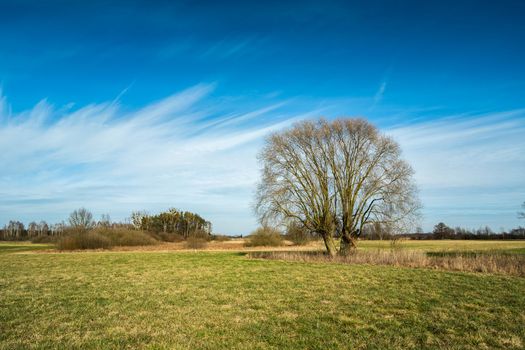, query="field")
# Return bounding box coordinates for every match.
[1,241,525,349]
